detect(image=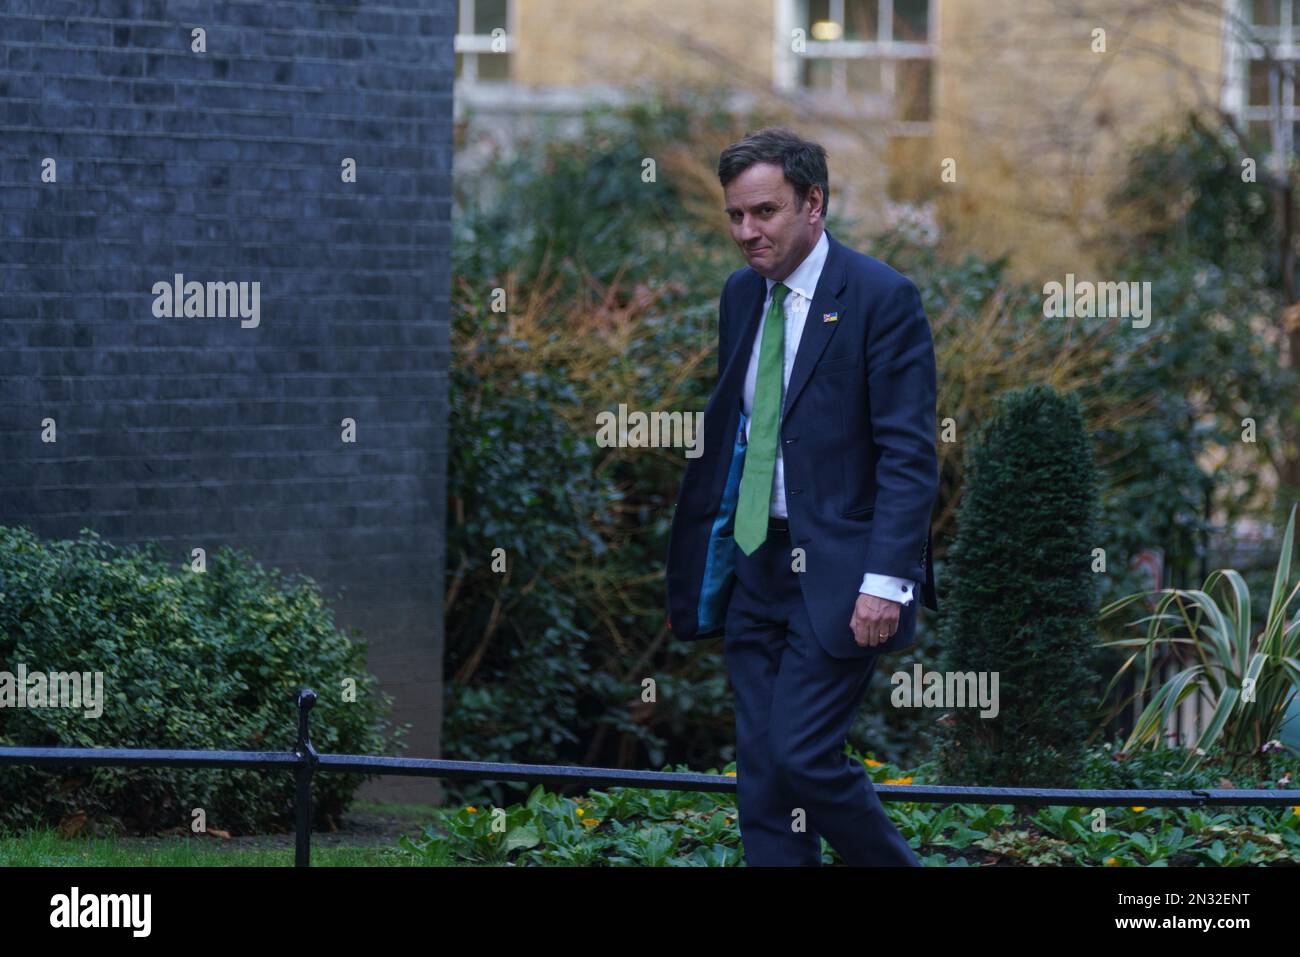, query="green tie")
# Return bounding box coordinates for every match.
[734,282,790,555]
